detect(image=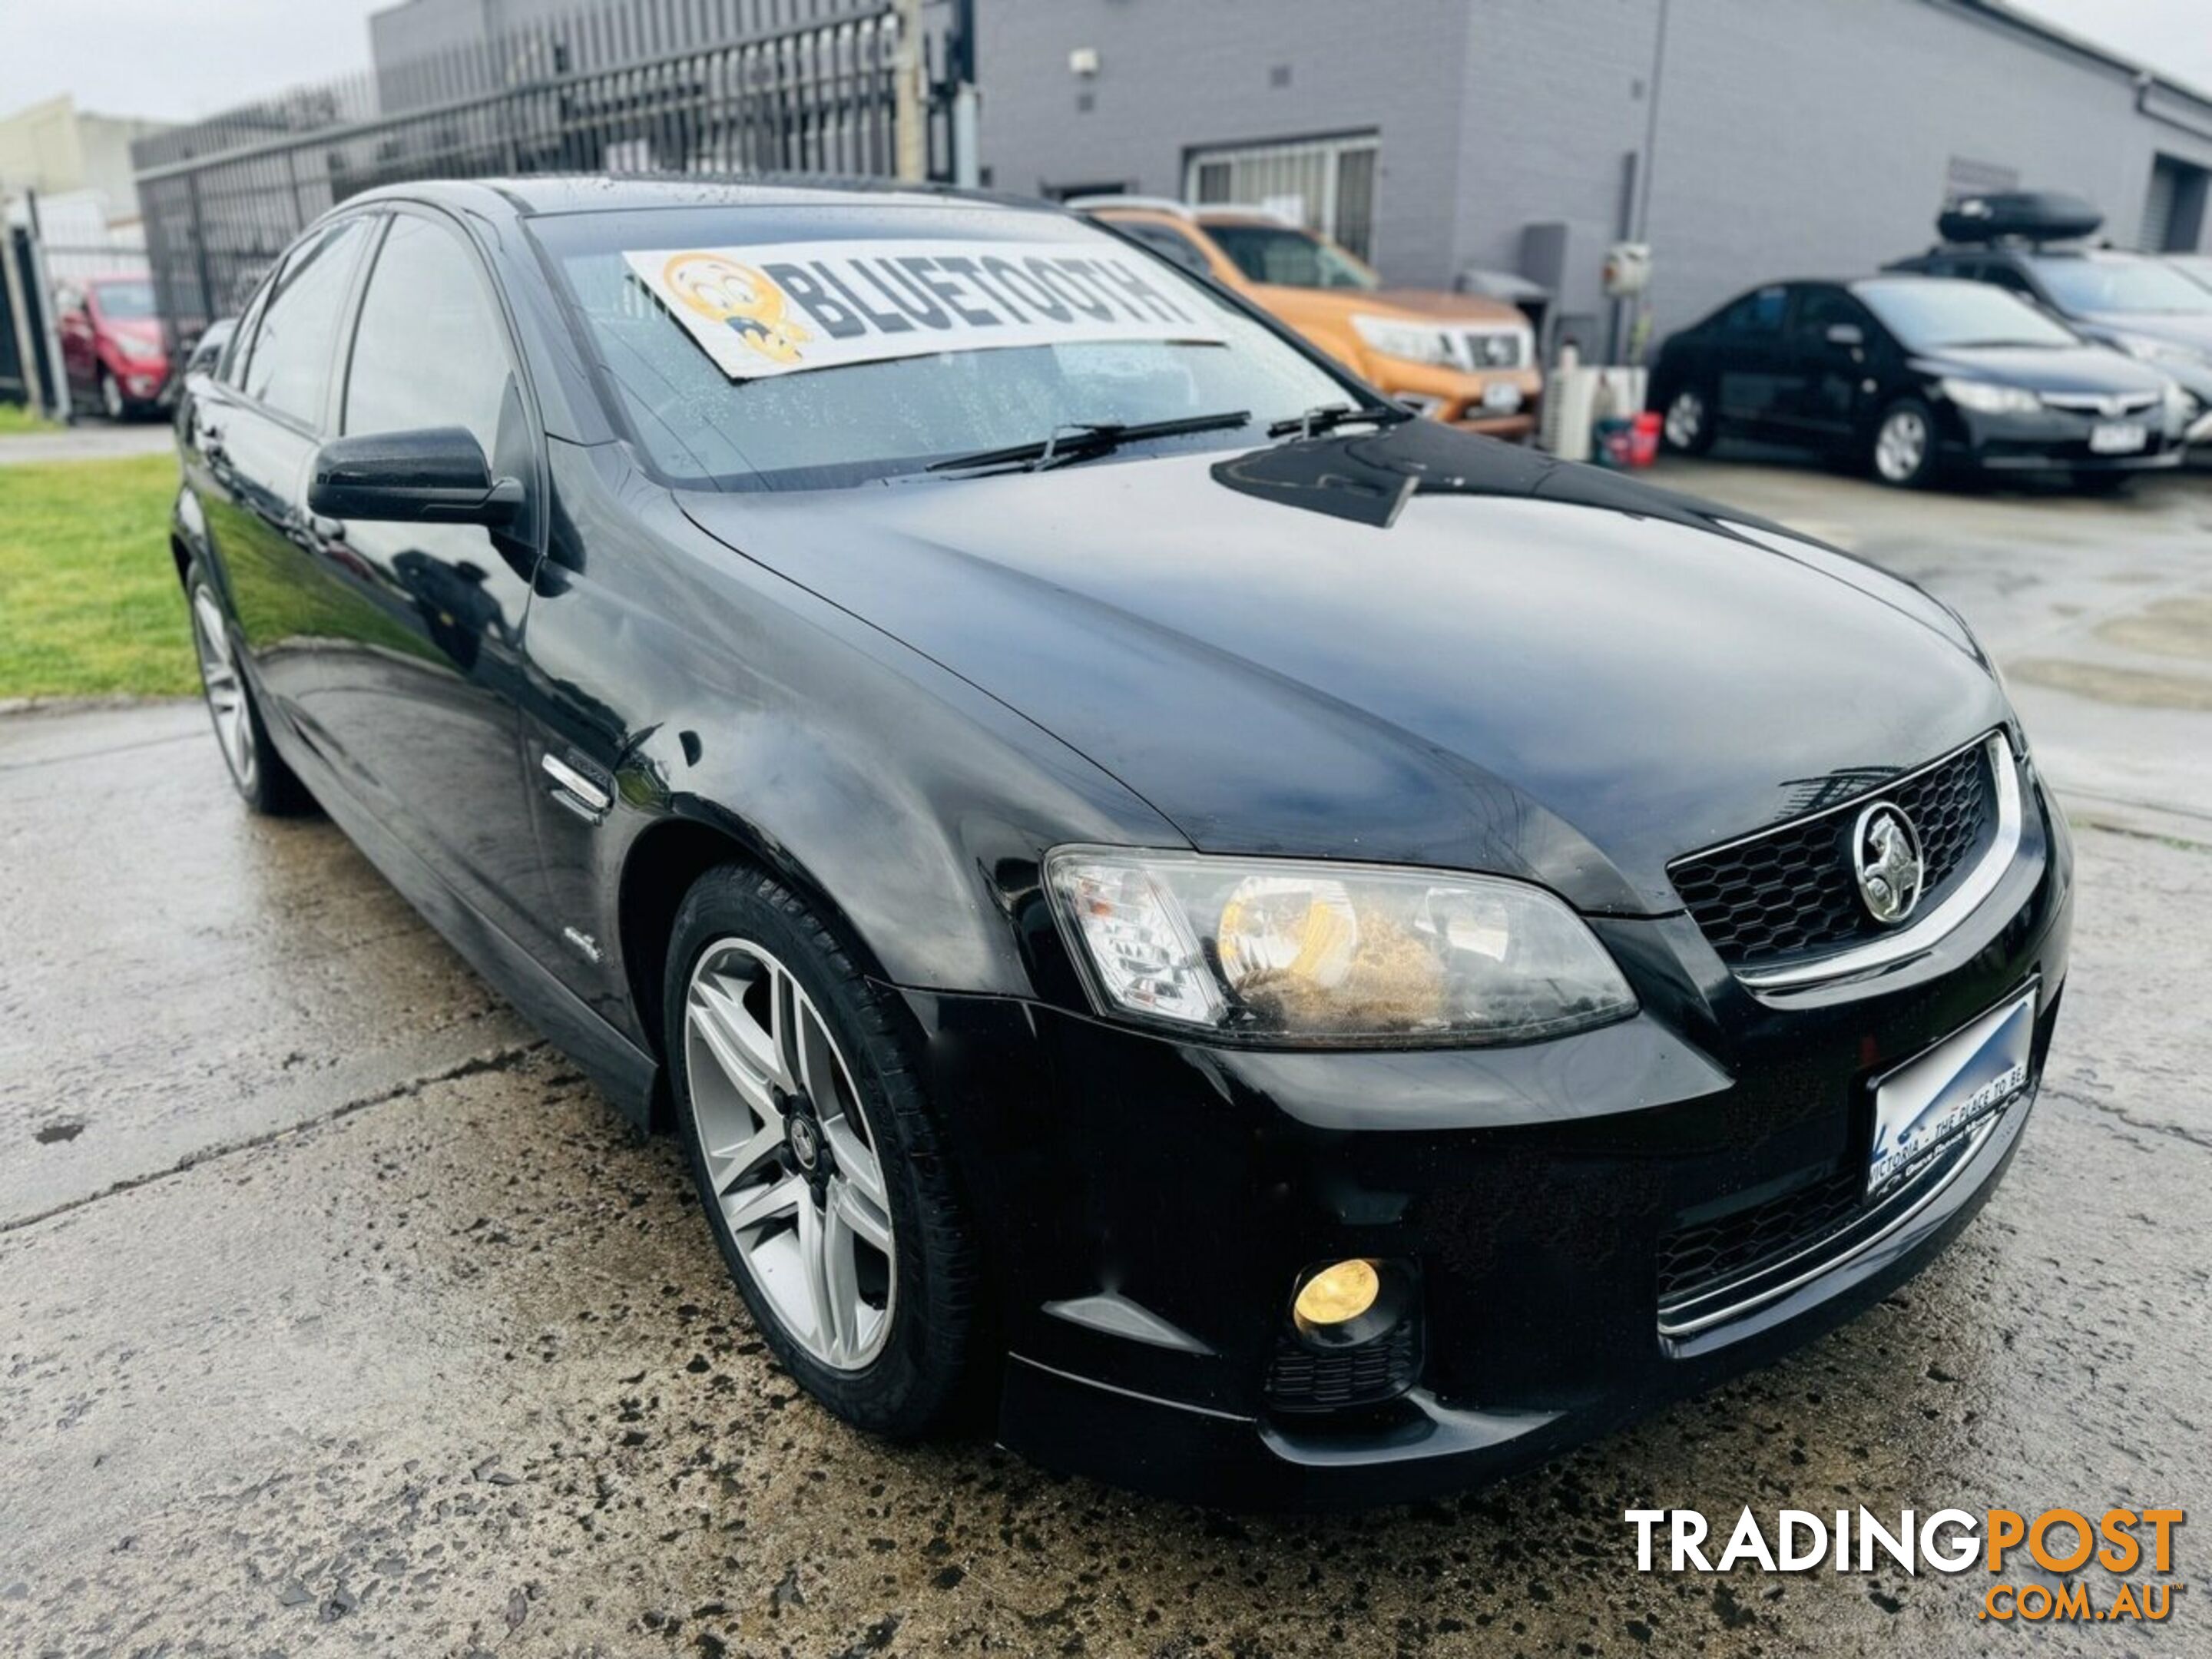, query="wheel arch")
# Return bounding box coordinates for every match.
[614,803,903,1130]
